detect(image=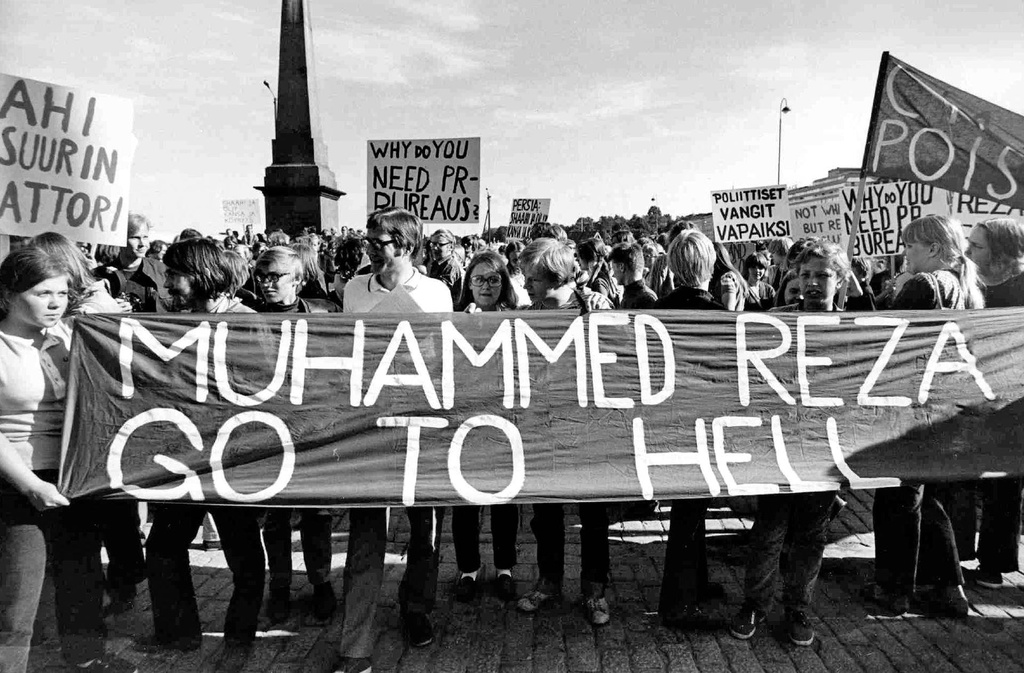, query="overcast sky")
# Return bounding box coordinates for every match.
[4,0,1023,240]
